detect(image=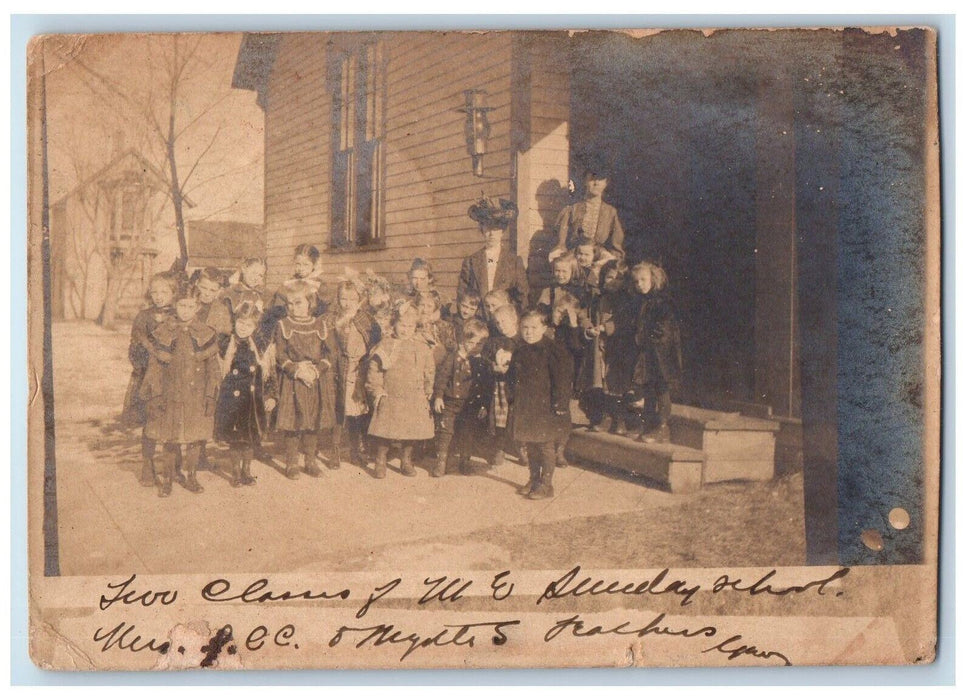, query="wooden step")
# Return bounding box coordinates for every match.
[669,404,779,483]
[565,429,705,494]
